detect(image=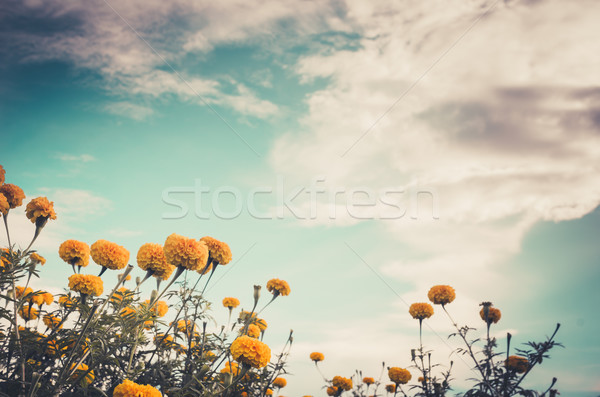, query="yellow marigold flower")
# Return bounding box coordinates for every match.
[230,335,271,368]
[222,297,240,309]
[137,243,175,280]
[266,278,291,297]
[253,318,267,331]
[265,389,274,396]
[111,287,131,304]
[91,239,129,270]
[163,233,208,271]
[243,324,261,338]
[332,376,353,391]
[409,303,434,320]
[388,367,411,384]
[59,295,75,309]
[113,379,162,397]
[220,361,240,375]
[0,184,25,209]
[273,377,287,388]
[120,307,136,318]
[43,314,62,330]
[239,310,257,322]
[59,240,90,267]
[0,165,4,185]
[0,193,9,216]
[310,352,324,362]
[144,299,168,317]
[428,285,456,305]
[19,305,39,321]
[385,384,397,393]
[15,286,33,299]
[68,274,103,296]
[326,387,338,396]
[29,252,45,265]
[363,377,375,385]
[174,319,196,334]
[200,236,232,265]
[70,363,94,386]
[505,355,529,373]
[25,197,57,224]
[154,333,174,347]
[480,307,501,324]
[30,291,53,306]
